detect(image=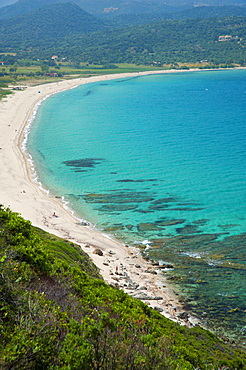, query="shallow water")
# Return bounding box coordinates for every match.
[27,70,246,343]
